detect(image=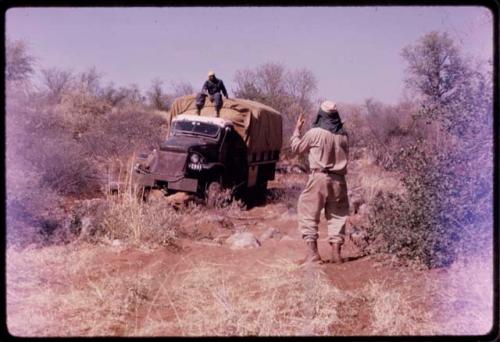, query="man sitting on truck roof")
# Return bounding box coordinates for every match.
[196,70,229,117]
